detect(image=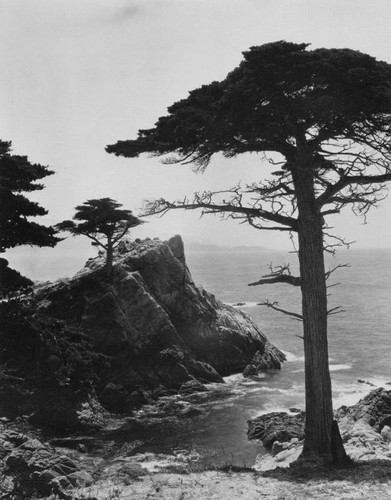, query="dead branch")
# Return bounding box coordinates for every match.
[249,262,301,287]
[257,300,303,321]
[325,263,350,280]
[142,192,298,231]
[327,306,346,316]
